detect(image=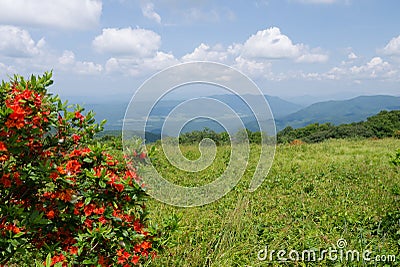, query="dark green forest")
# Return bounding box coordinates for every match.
[277,110,400,143]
